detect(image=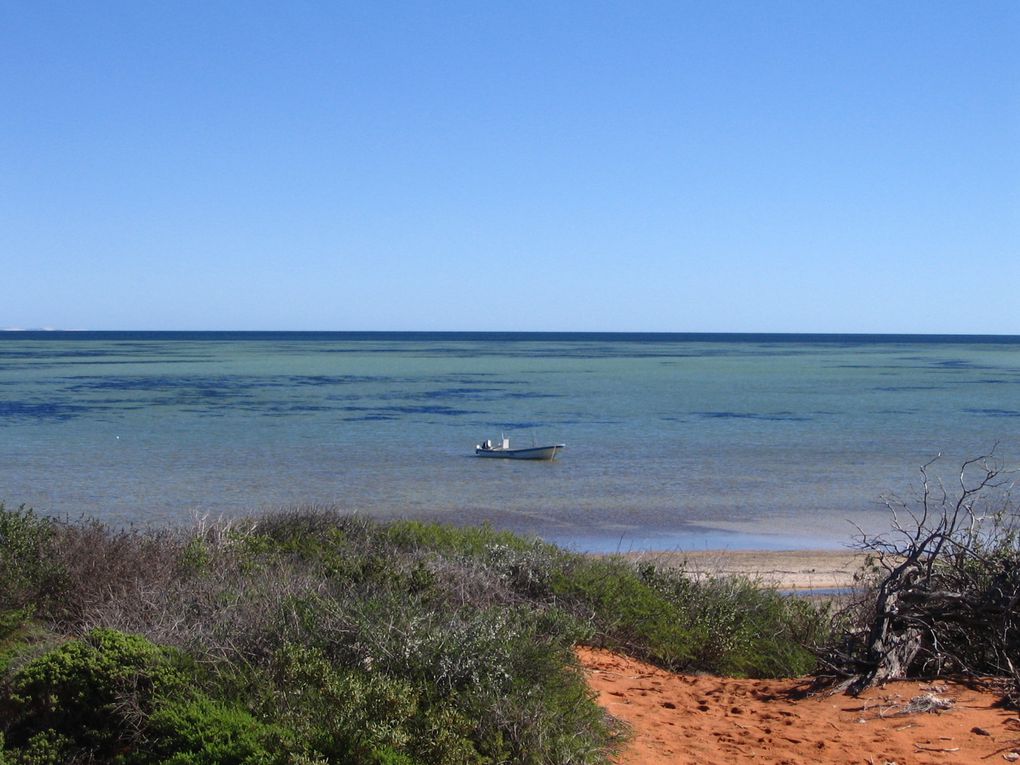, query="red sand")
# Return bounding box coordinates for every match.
[578,647,1020,765]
